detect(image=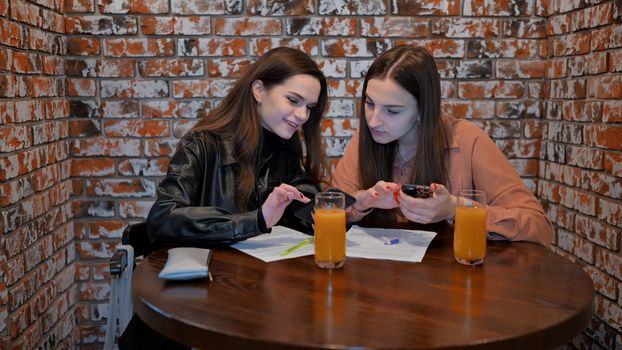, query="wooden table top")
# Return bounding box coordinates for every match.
[132,222,594,350]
